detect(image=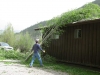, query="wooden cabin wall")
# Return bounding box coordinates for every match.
[45,22,100,68]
